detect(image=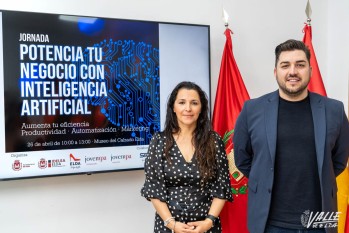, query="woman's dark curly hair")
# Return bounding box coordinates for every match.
[163,81,217,182]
